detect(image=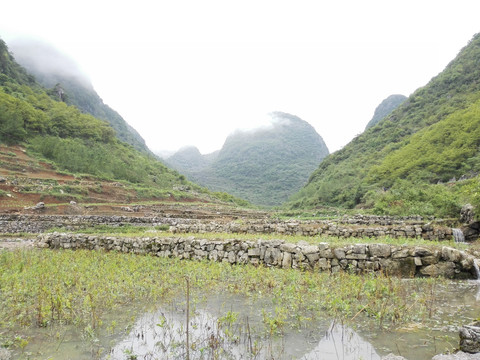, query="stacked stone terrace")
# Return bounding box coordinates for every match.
[0,214,454,240]
[36,233,479,279]
[1,212,477,279]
